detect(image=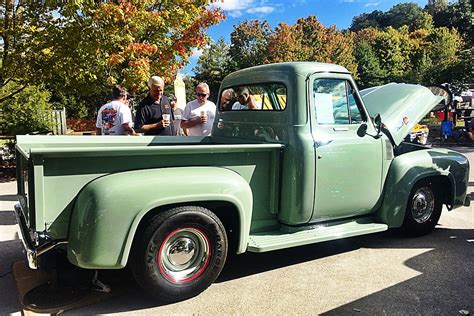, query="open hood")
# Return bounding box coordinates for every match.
[360,83,443,146]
